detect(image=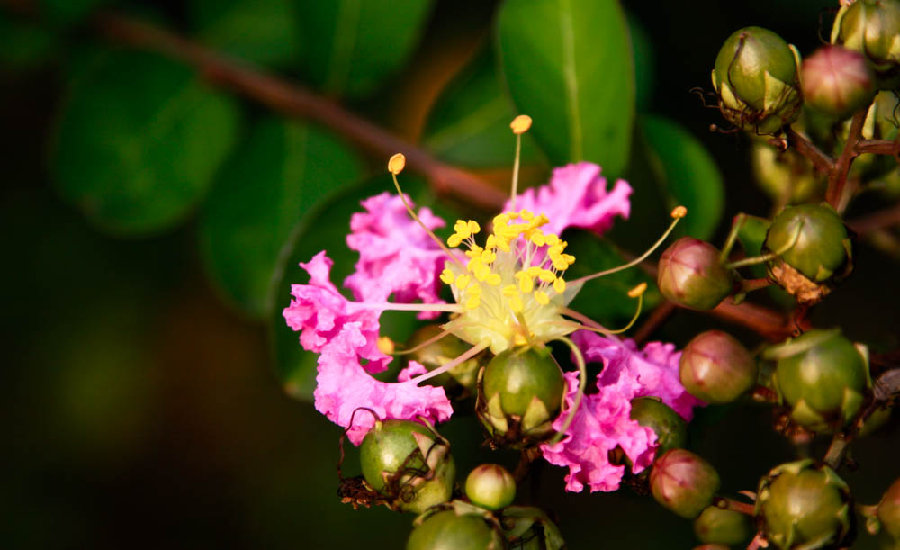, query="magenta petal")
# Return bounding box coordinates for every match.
[314,325,453,446]
[344,193,448,318]
[506,162,632,237]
